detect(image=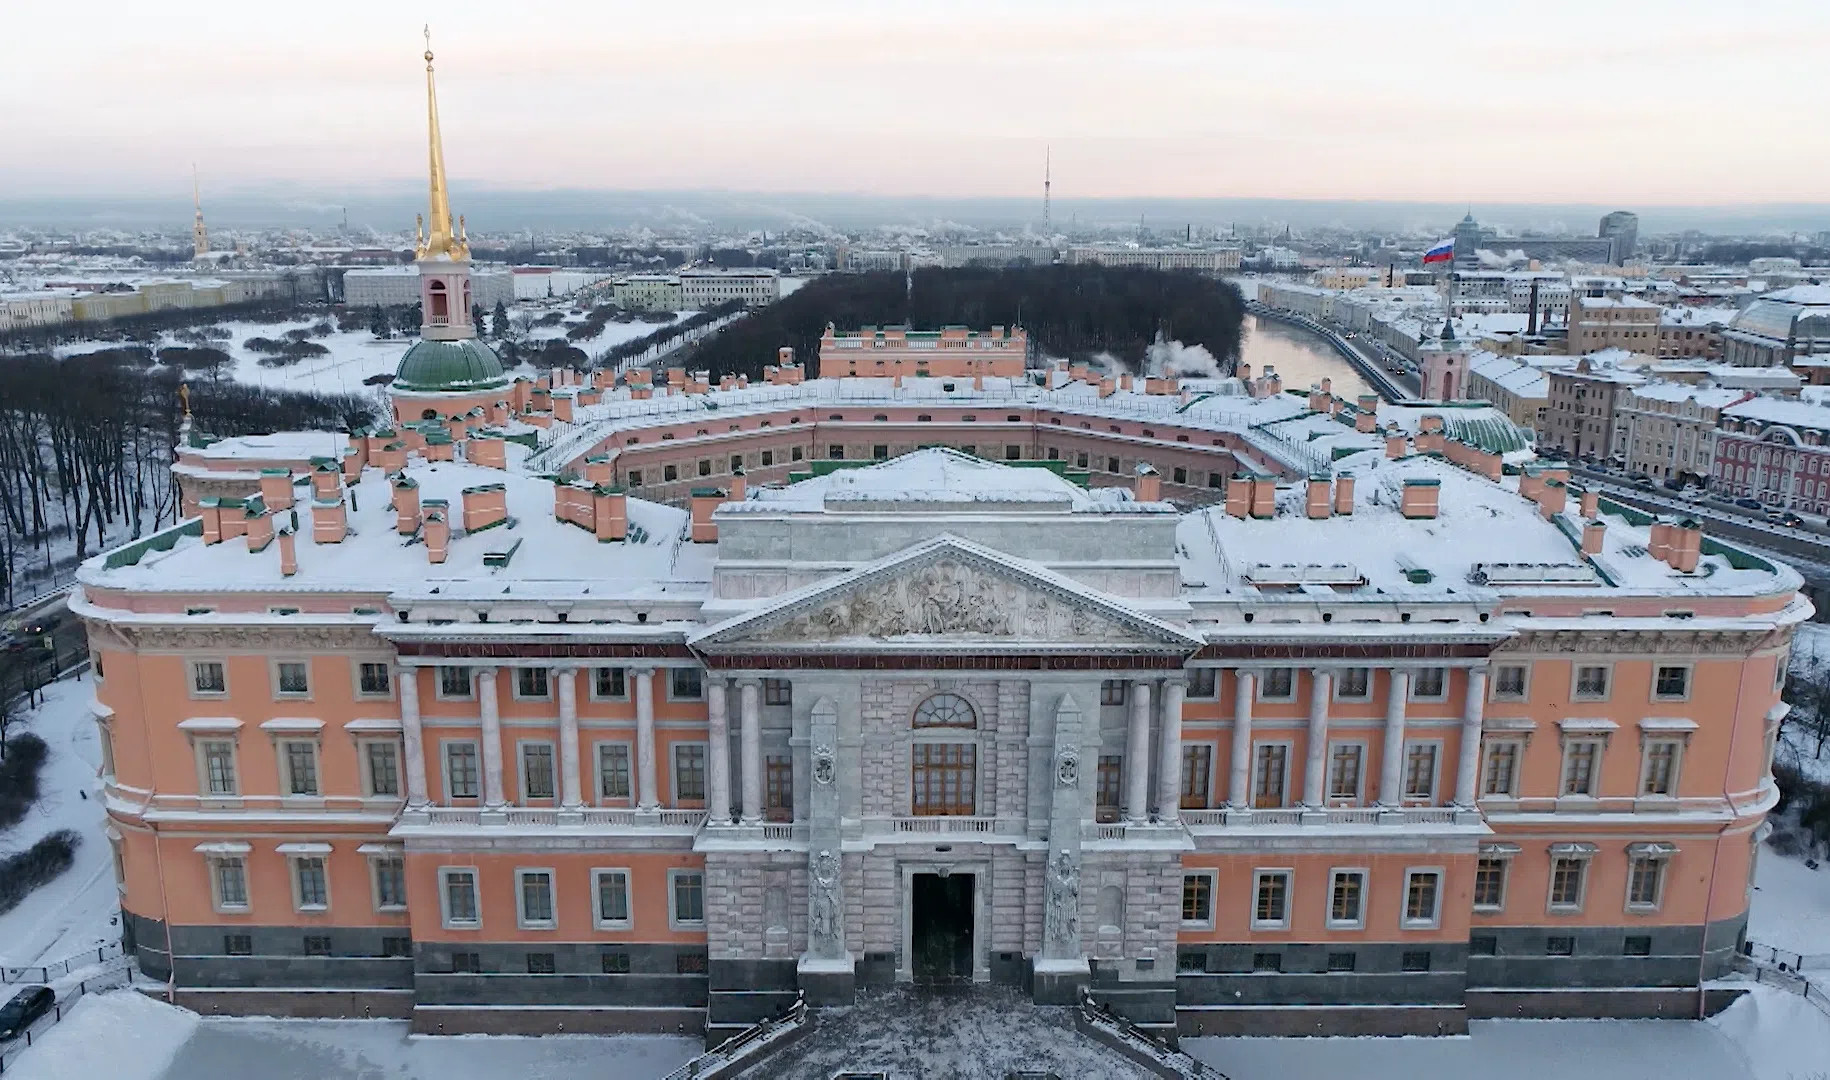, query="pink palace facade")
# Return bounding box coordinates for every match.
[70,49,1805,1043]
